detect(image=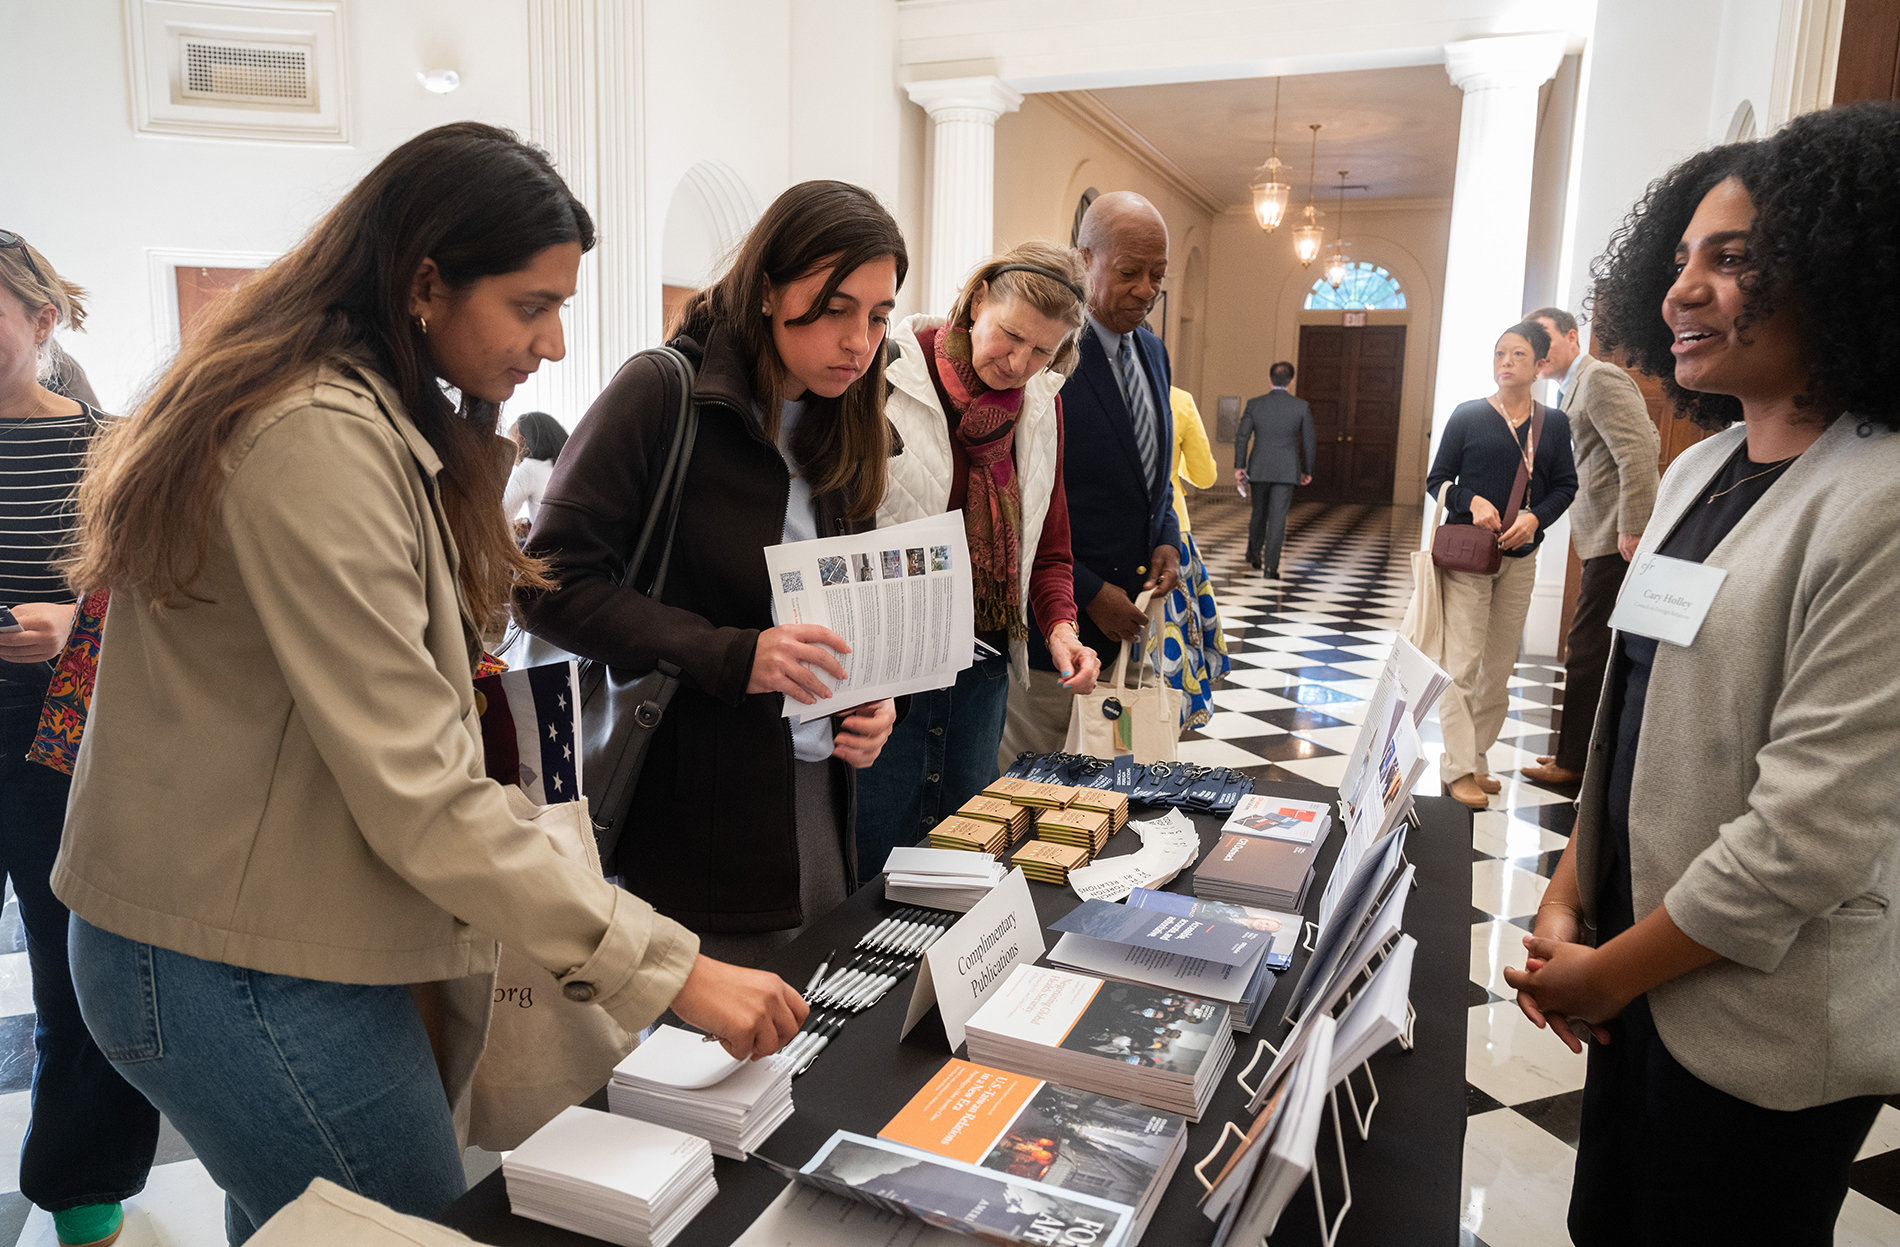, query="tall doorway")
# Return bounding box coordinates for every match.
[1296,324,1405,502]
